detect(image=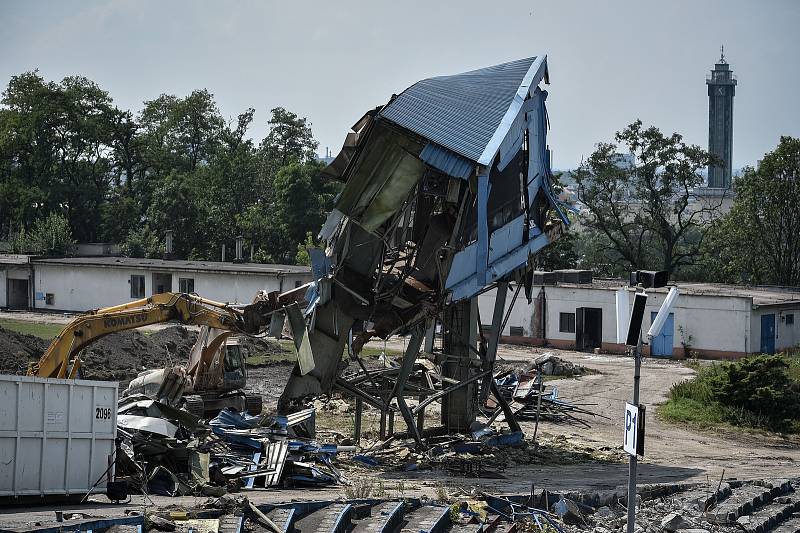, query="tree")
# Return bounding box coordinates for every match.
[260,107,318,172]
[0,71,118,242]
[707,136,800,286]
[120,226,163,259]
[573,120,721,274]
[12,212,76,256]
